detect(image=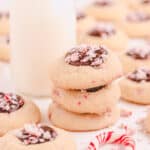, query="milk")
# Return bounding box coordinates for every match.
[10,0,76,97]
